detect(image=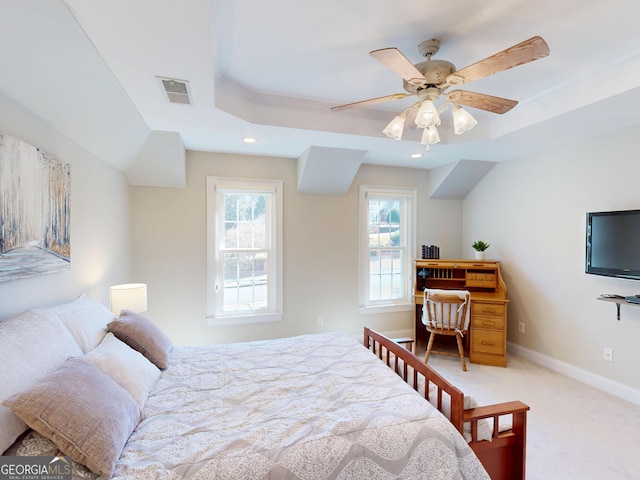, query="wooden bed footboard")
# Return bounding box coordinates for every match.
[364,327,529,480]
